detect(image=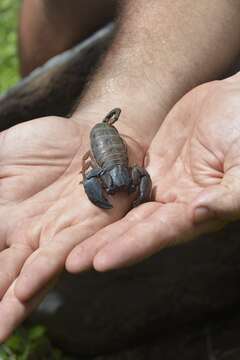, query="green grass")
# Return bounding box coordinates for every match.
[0,0,20,94]
[0,325,73,360]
